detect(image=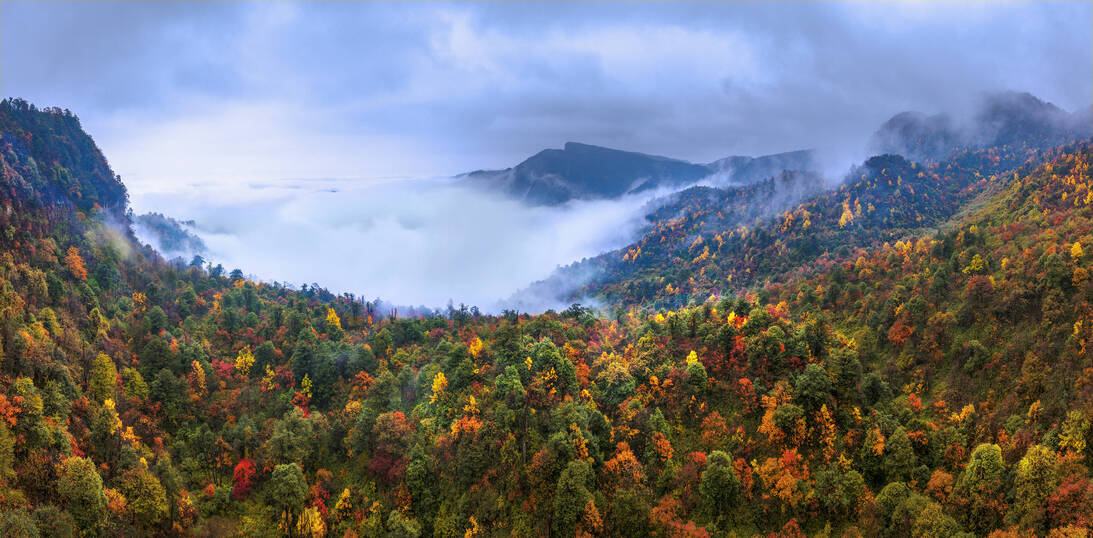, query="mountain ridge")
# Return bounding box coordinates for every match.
[509,106,1092,310]
[463,141,818,205]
